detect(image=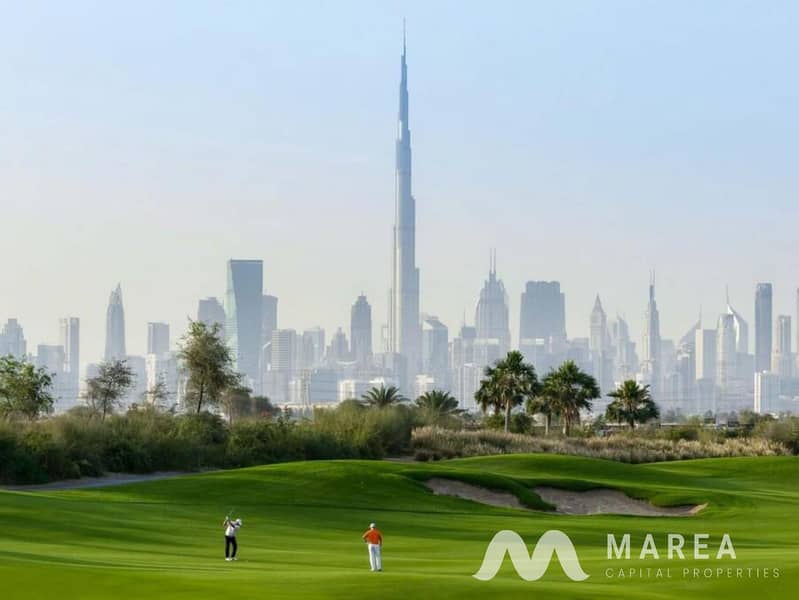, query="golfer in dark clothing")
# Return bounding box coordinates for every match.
[224,517,242,561]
